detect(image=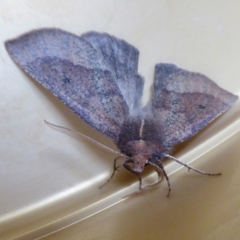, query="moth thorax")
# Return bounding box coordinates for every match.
[126,140,151,173]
